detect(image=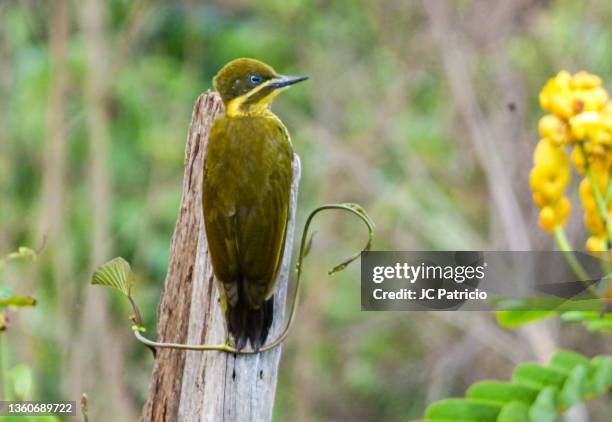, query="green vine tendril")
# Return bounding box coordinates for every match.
[93,203,374,354]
